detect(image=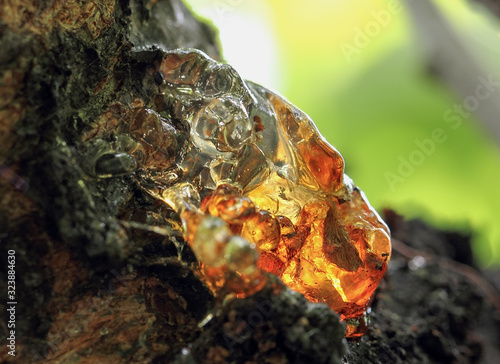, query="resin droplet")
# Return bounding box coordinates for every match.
[84,48,391,337]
